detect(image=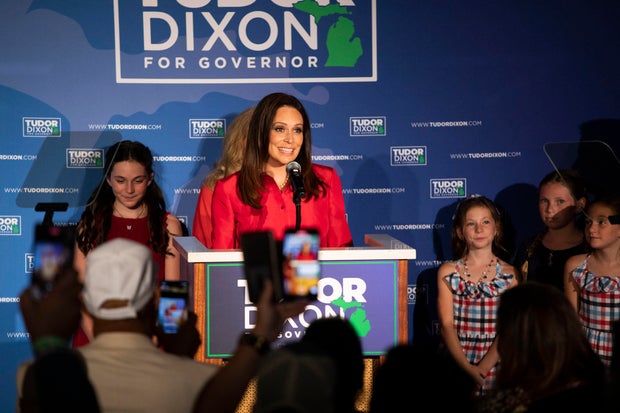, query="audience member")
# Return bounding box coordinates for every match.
[253,341,337,413]
[565,194,620,367]
[369,343,445,413]
[475,282,608,413]
[437,195,518,404]
[73,140,183,347]
[369,342,481,412]
[301,316,365,412]
[16,238,308,413]
[76,238,215,412]
[253,316,364,413]
[16,264,100,412]
[513,169,588,290]
[211,92,353,249]
[191,280,310,413]
[193,107,254,248]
